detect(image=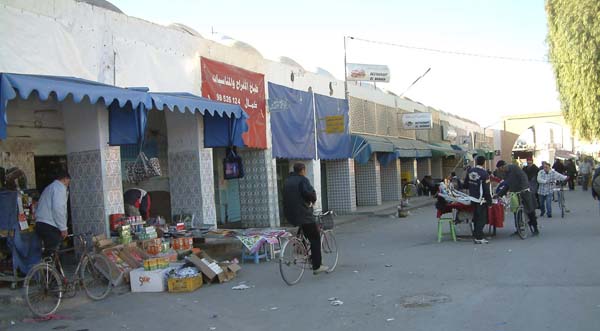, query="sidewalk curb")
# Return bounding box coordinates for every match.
[335,198,436,227]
